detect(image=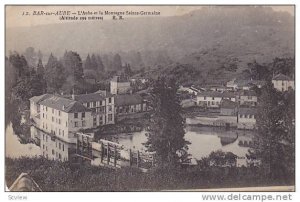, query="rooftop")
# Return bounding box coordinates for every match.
[39,95,90,113]
[115,94,143,106]
[74,93,107,103]
[111,75,129,83]
[29,94,52,103]
[220,99,237,109]
[272,73,293,81]
[197,91,236,98]
[238,90,257,97]
[238,108,257,115]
